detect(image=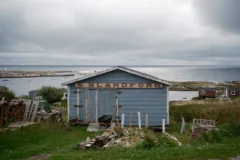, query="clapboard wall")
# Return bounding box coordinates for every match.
[67,69,169,126]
